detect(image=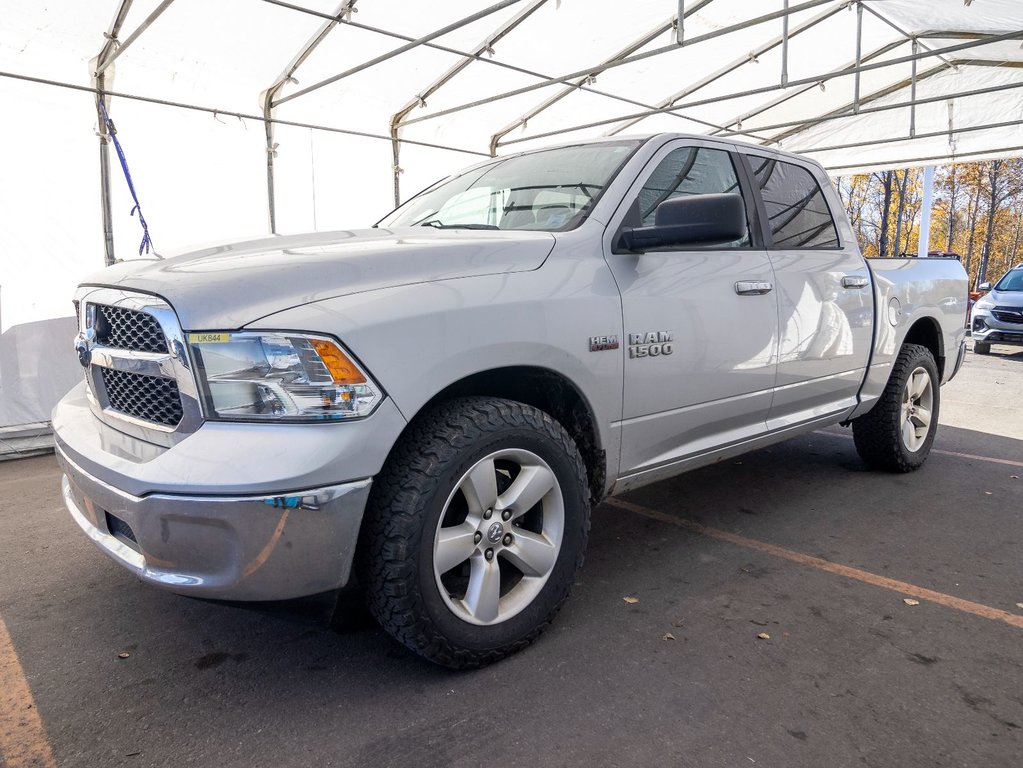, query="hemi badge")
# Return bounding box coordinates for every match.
[589,335,619,352]
[188,332,231,344]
